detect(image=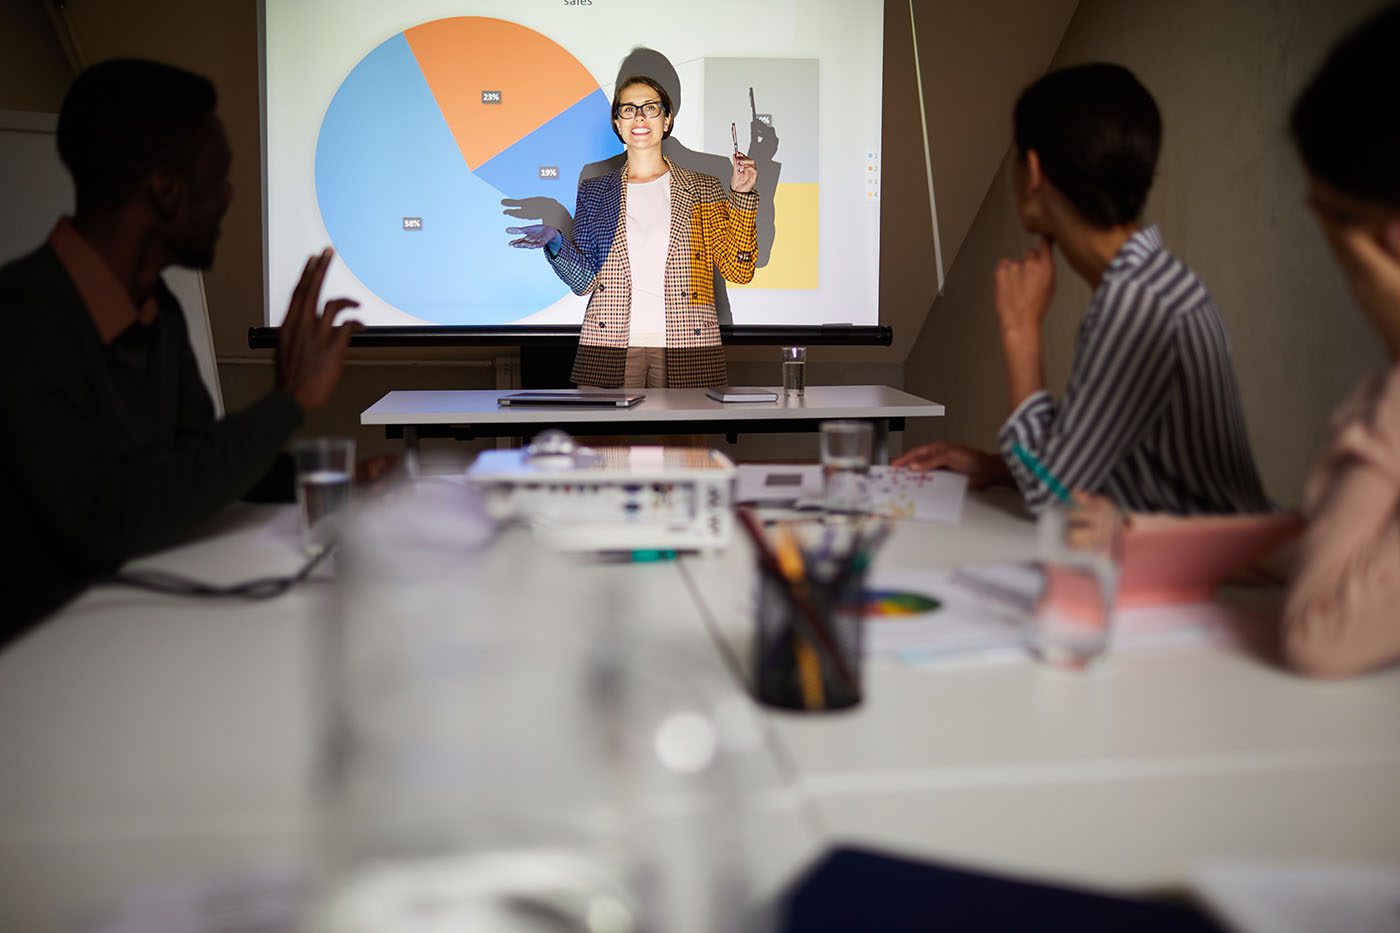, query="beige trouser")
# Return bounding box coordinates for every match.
[589,346,703,447]
[623,346,668,388]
